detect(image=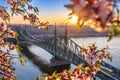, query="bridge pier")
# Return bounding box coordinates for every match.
[50,56,70,71]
